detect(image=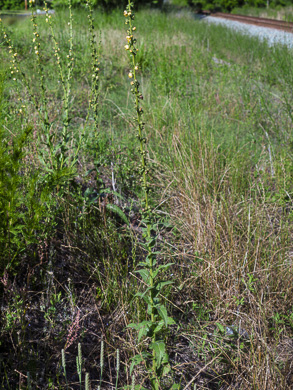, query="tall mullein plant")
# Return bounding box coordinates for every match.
[45,0,75,171]
[30,0,50,134]
[87,0,100,129]
[124,3,175,389]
